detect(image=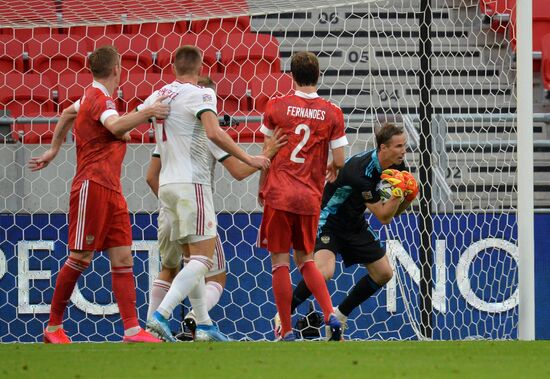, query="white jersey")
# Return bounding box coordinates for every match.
[153,140,229,187]
[143,81,218,186]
